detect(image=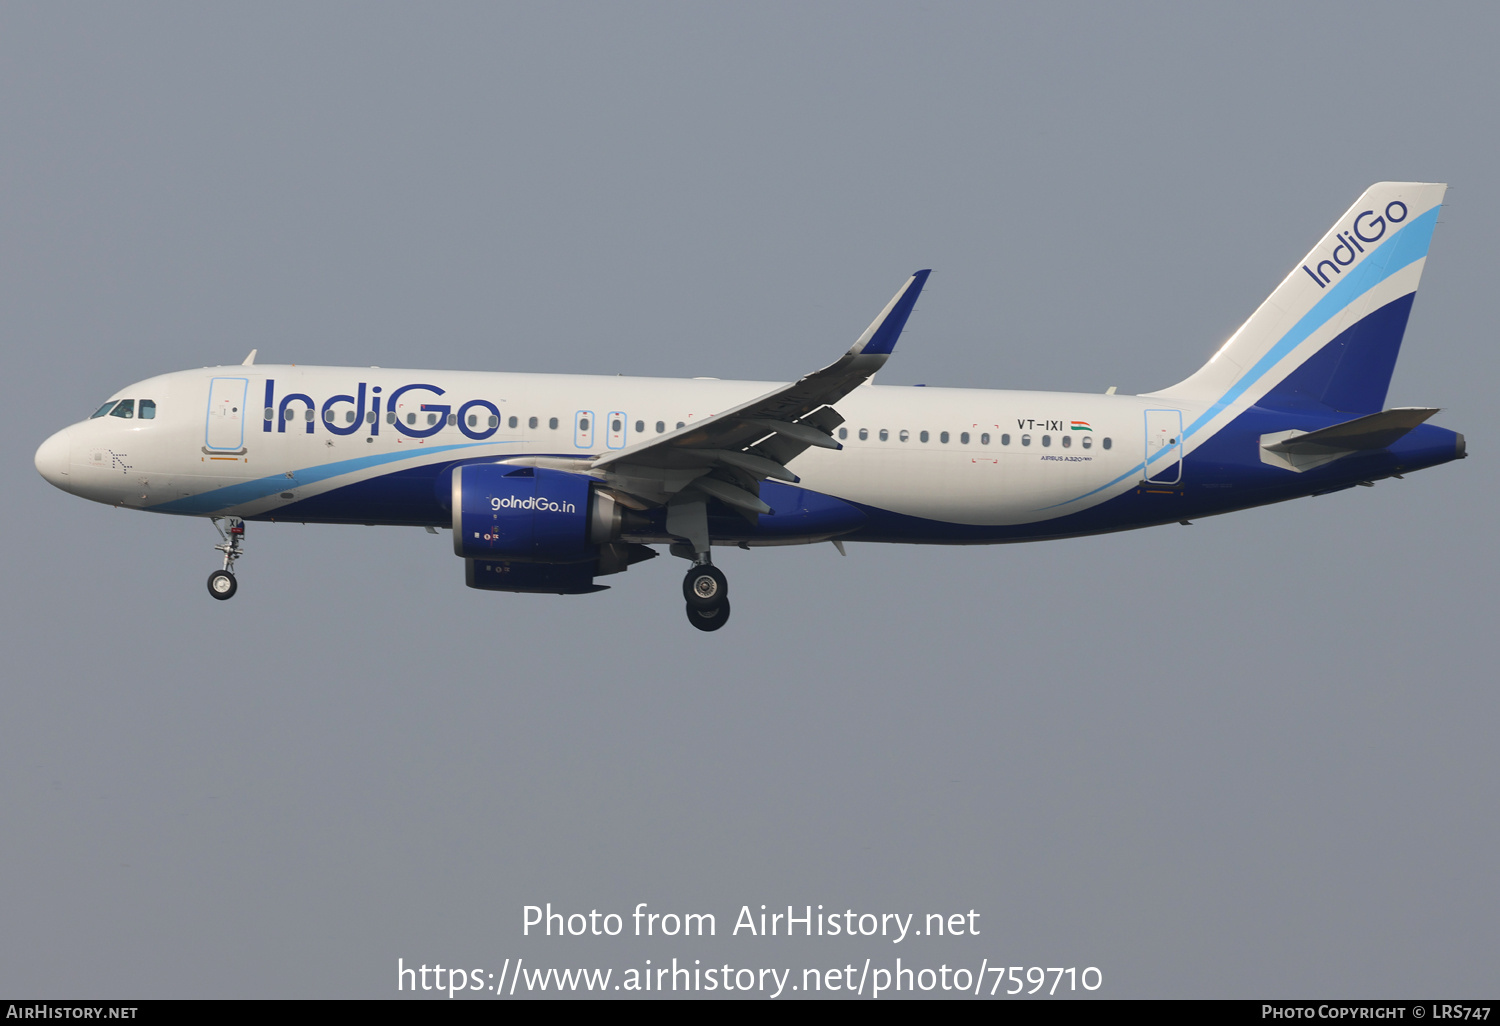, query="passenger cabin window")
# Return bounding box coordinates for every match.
[529,417,538,429]
[656,421,665,433]
[1061,434,1071,448]
[549,417,559,429]
[1041,434,1051,447]
[1021,433,1030,446]
[919,430,929,442]
[91,401,117,419]
[980,432,990,445]
[1082,436,1092,449]
[139,400,156,419]
[579,417,590,432]
[879,429,889,441]
[899,430,909,442]
[858,428,868,440]
[509,416,519,428]
[488,415,499,428]
[635,420,645,433]
[109,399,135,419]
[838,428,848,440]
[1001,433,1010,445]
[676,421,684,429]
[940,431,949,443]
[960,432,969,444]
[1102,437,1112,449]
[406,413,417,425]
